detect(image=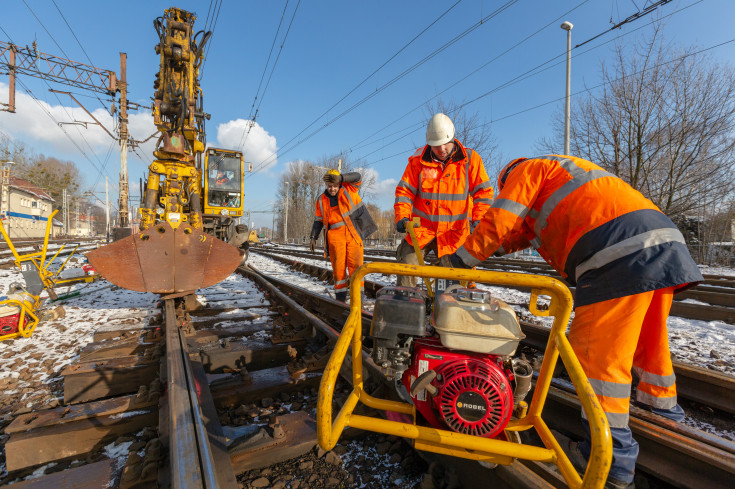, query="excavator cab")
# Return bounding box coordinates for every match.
[203,148,244,218]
